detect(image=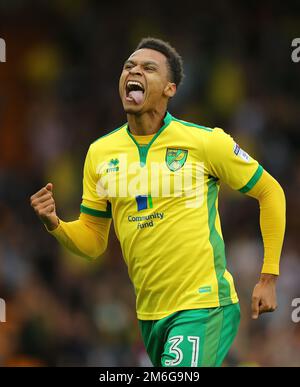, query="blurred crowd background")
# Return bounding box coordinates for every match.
[0,0,299,366]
